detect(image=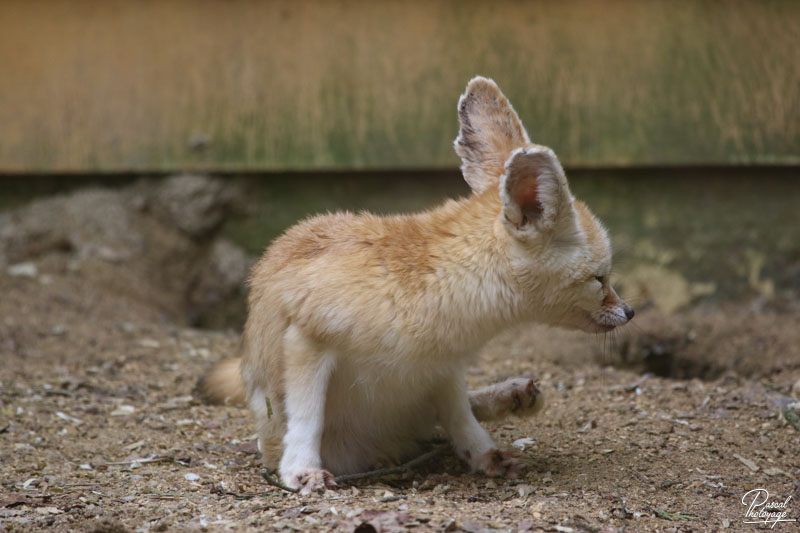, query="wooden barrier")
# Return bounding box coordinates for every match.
[0,1,797,172]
